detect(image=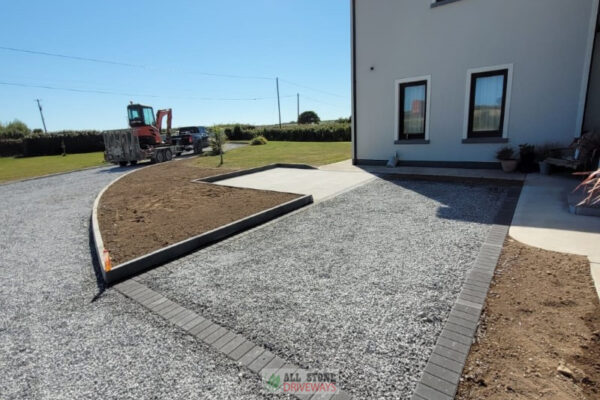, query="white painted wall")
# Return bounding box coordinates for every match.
[354,0,598,163]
